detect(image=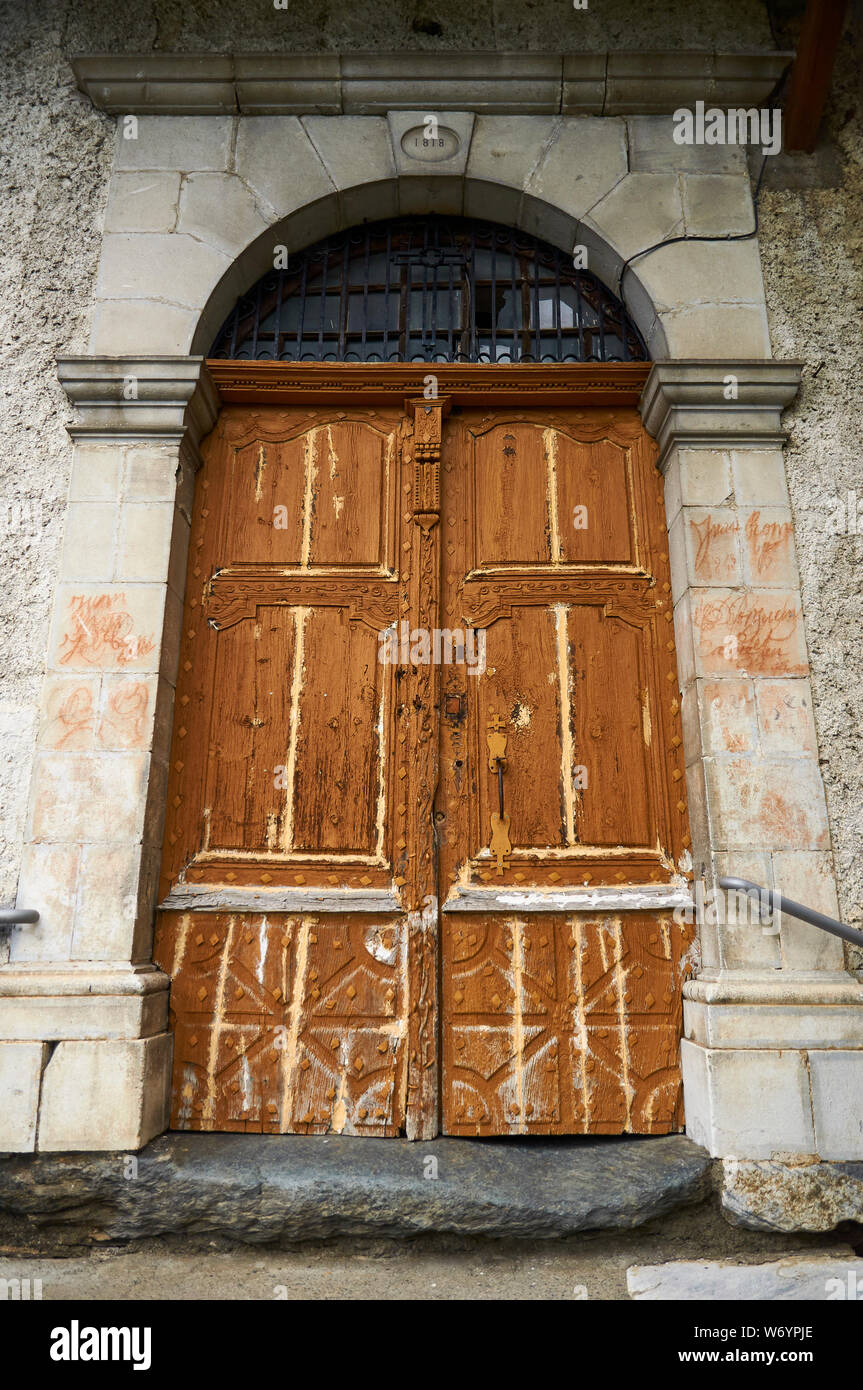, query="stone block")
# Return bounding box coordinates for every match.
[731,448,790,505]
[121,447,182,503]
[60,503,117,583]
[37,676,100,752]
[722,1156,863,1232]
[27,751,149,844]
[89,300,199,357]
[114,502,175,583]
[524,118,628,222]
[756,680,817,757]
[705,757,830,852]
[465,115,557,195]
[685,999,863,1049]
[48,584,168,675]
[104,171,181,234]
[658,304,771,359]
[773,851,845,972]
[641,239,766,310]
[662,448,733,521]
[740,507,799,587]
[674,506,742,587]
[810,1052,863,1160]
[681,1040,816,1158]
[95,233,230,310]
[671,590,696,689]
[681,173,755,236]
[176,172,273,260]
[0,1043,49,1152]
[628,116,747,174]
[69,446,122,502]
[628,1256,863,1301]
[0,967,169,1042]
[10,844,79,964]
[234,116,335,221]
[585,171,683,262]
[71,843,154,962]
[95,673,158,752]
[305,115,396,186]
[698,678,758,755]
[114,116,233,173]
[37,1036,172,1151]
[690,588,809,679]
